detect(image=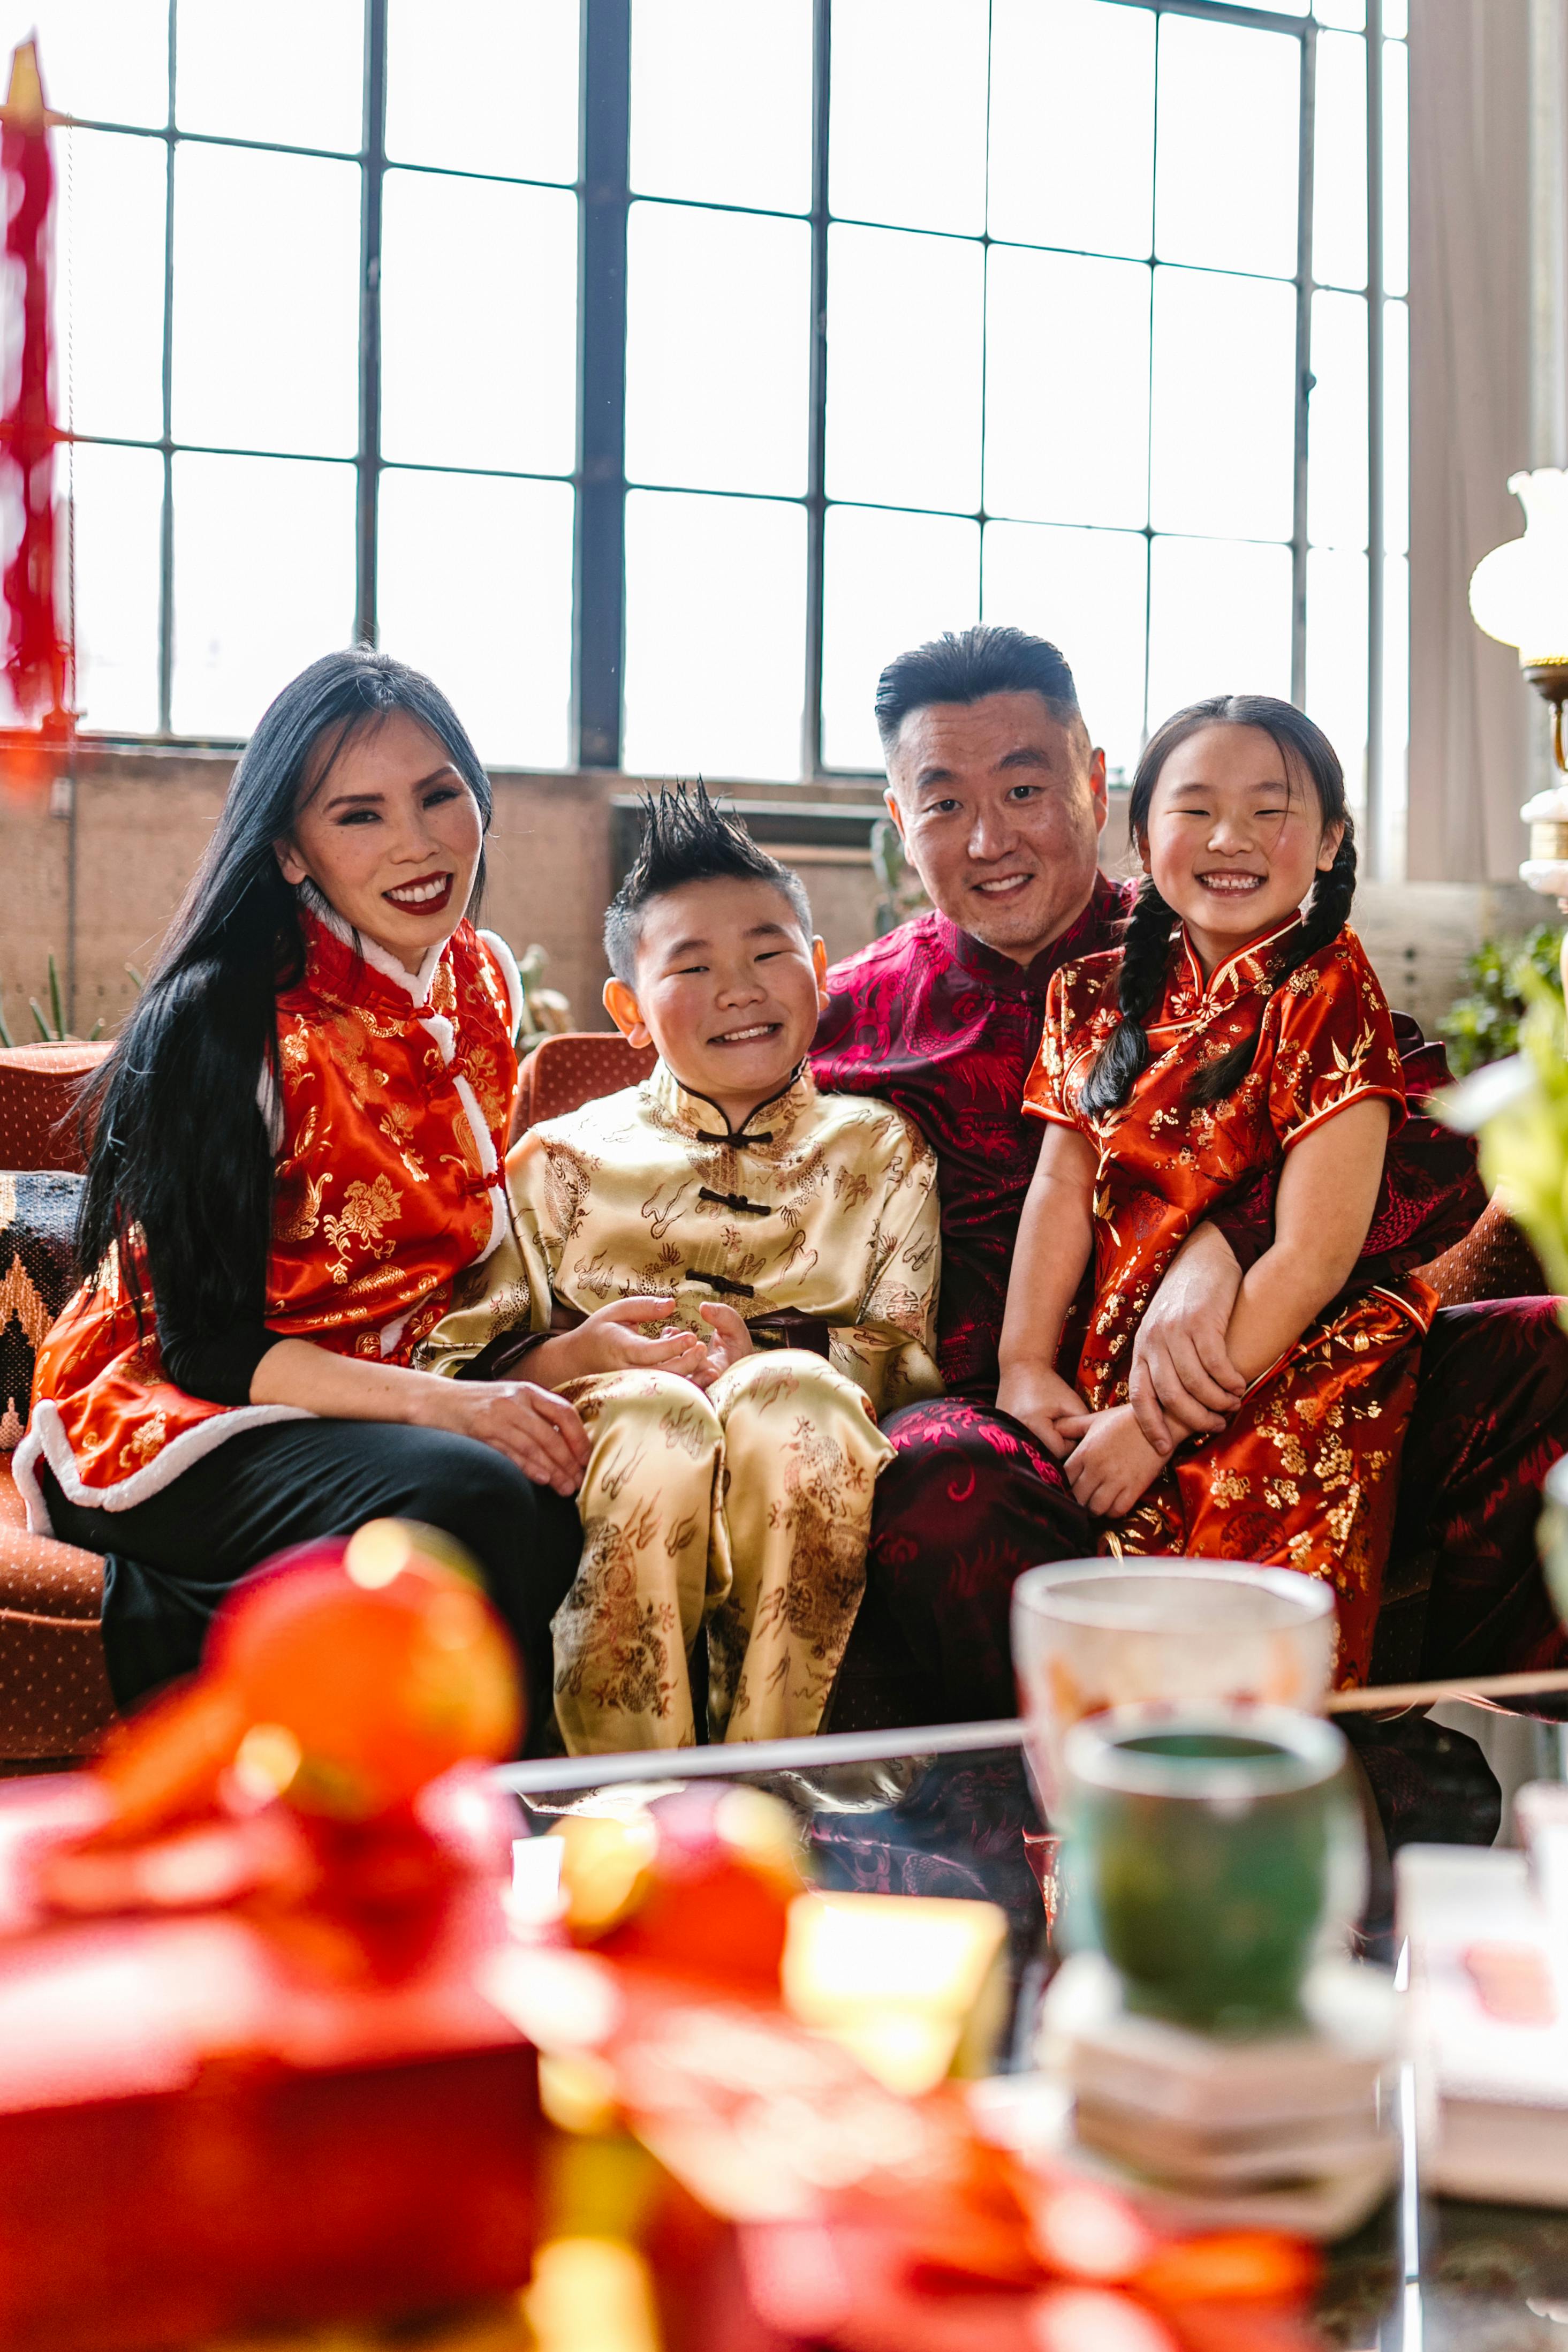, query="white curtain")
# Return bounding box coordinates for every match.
[1407,0,1532,882]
